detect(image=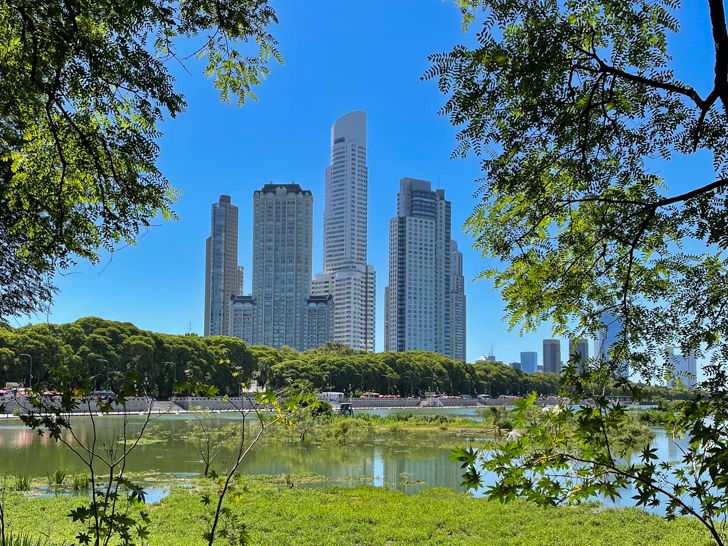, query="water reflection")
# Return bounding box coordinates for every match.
[0,411,685,511]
